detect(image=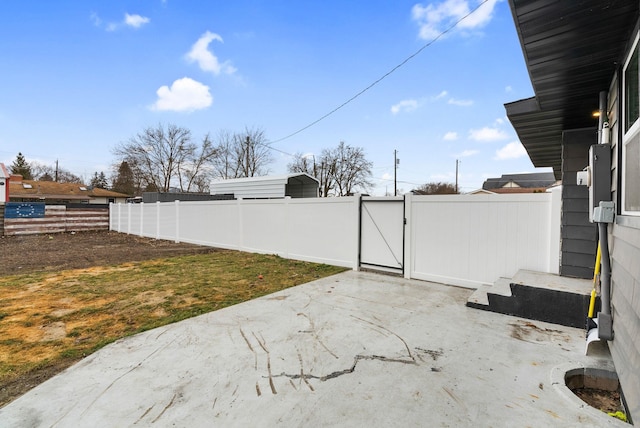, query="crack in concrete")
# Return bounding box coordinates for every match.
[415,347,444,361]
[275,353,417,383]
